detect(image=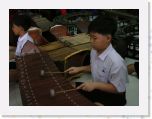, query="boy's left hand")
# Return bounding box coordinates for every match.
[77,82,95,92]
